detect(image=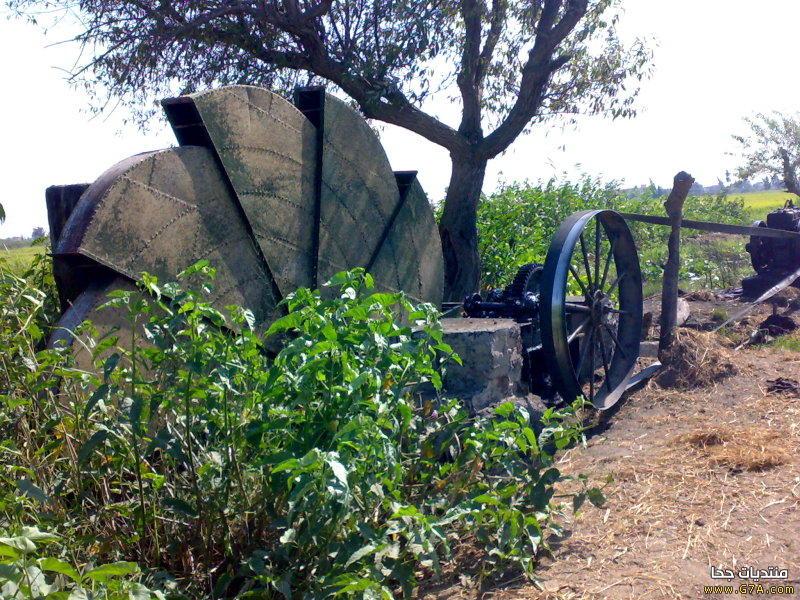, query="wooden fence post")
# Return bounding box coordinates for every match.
[659,171,695,354]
